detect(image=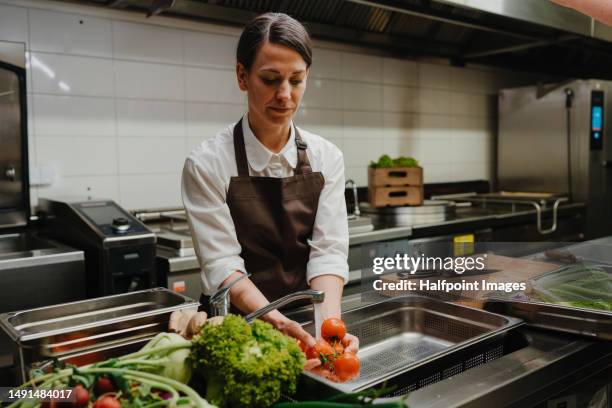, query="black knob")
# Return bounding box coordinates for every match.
[112,217,130,233]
